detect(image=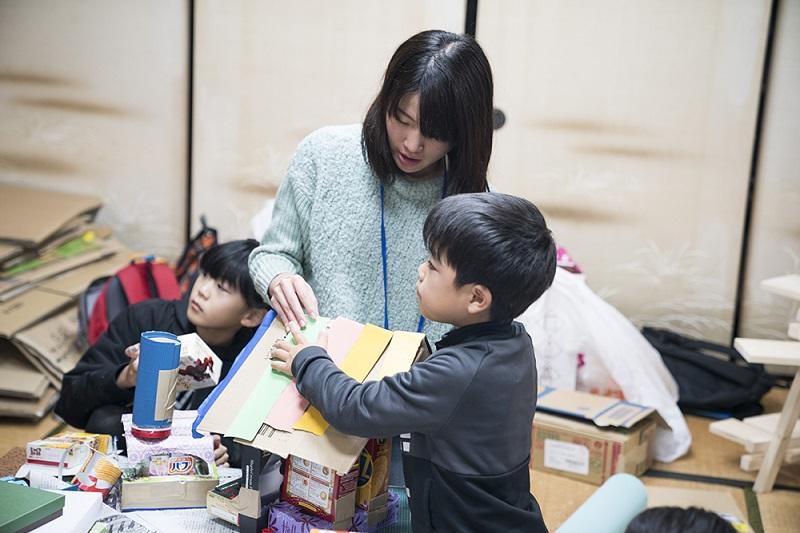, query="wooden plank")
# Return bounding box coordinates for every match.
[709,417,800,453]
[740,446,800,471]
[760,274,800,301]
[743,412,800,439]
[754,367,800,492]
[733,338,800,366]
[789,321,799,341]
